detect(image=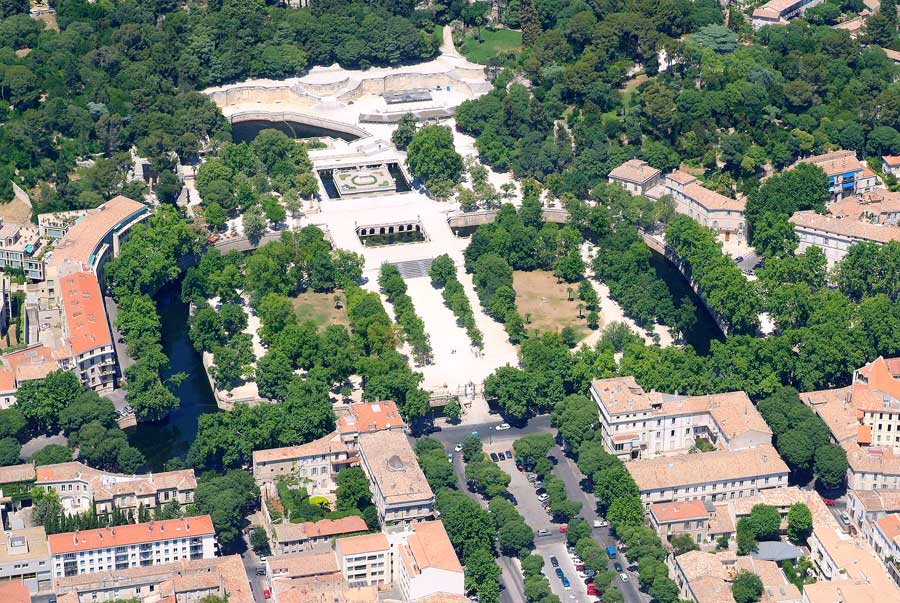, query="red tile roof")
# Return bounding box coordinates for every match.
[59,272,112,356]
[49,516,214,555]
